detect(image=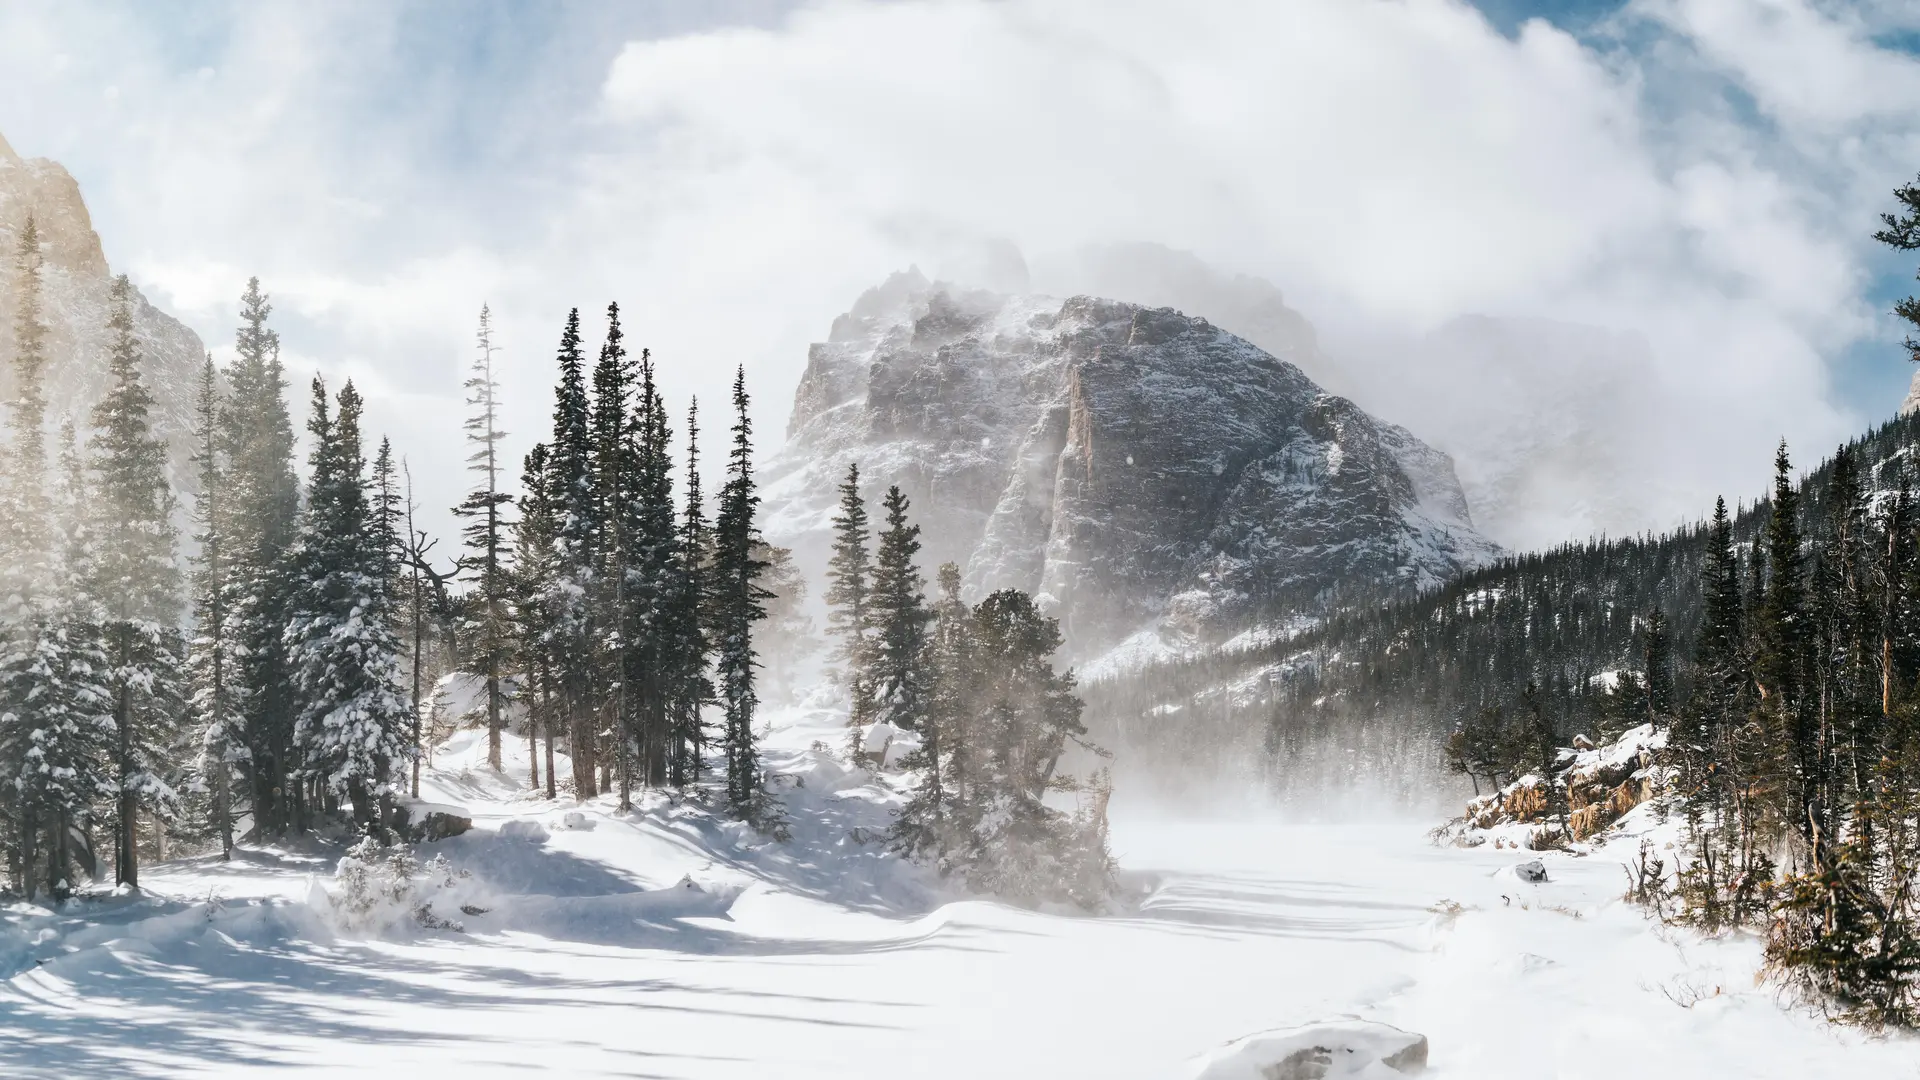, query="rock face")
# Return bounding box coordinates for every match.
[761,272,1498,661]
[0,130,208,488]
